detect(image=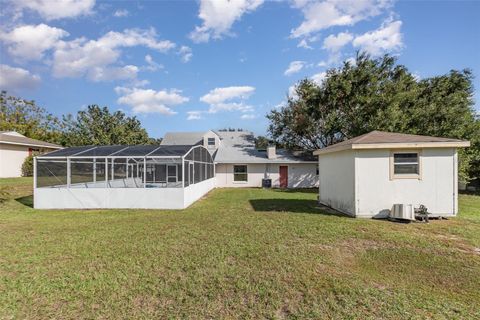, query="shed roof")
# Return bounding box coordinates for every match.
[0,131,62,149]
[314,131,470,155]
[40,145,195,158]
